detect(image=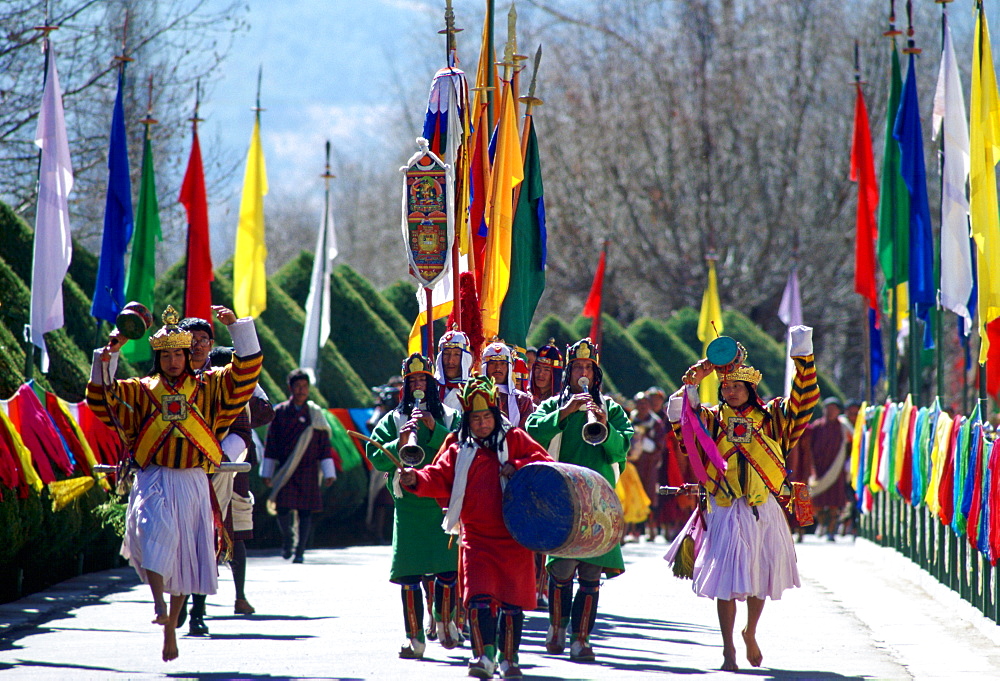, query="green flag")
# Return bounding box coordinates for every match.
[498,122,546,348]
[876,44,909,294]
[122,130,162,365]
